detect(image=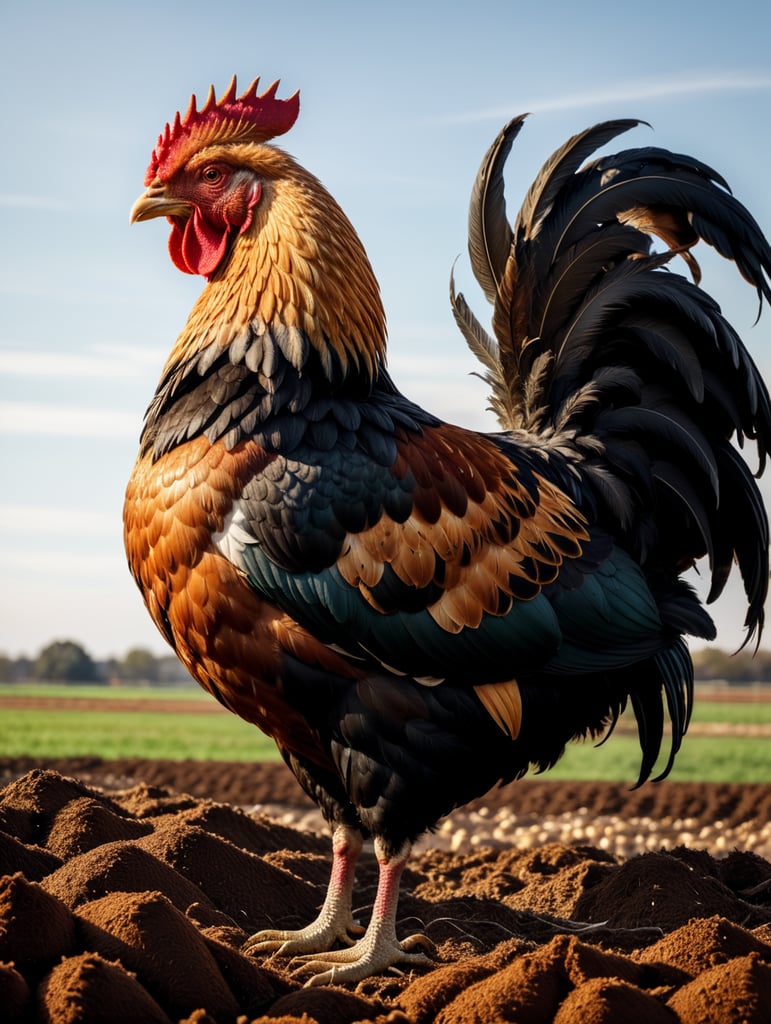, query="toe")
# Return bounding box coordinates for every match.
[289,932,435,986]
